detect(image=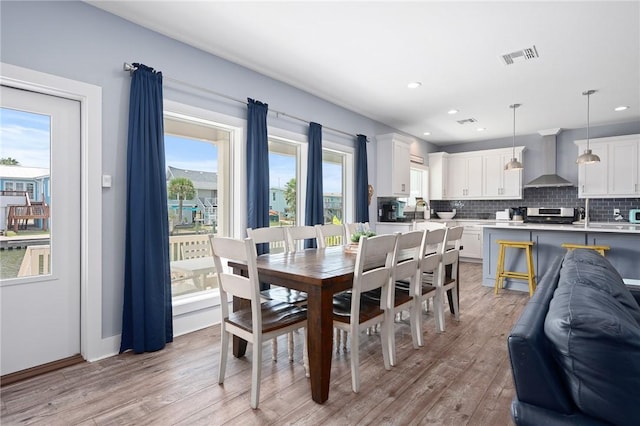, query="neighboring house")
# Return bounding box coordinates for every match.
[269,187,288,219]
[268,188,343,223]
[166,166,217,225]
[0,165,50,231]
[0,165,50,204]
[323,193,343,224]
